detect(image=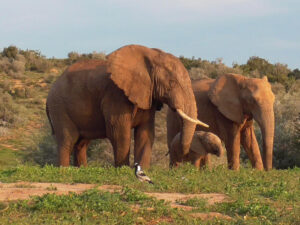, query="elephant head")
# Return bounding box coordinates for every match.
[190,131,223,157]
[107,45,208,157]
[170,131,223,167]
[208,73,275,170]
